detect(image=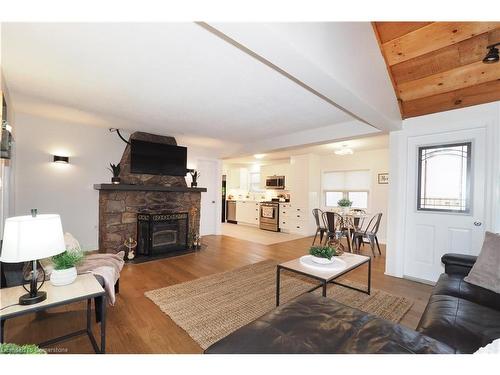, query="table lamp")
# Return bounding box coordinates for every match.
[0,209,65,305]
